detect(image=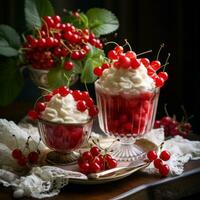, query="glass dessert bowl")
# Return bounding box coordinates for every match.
[95,81,159,161]
[93,44,168,161]
[28,86,98,164]
[38,118,93,164]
